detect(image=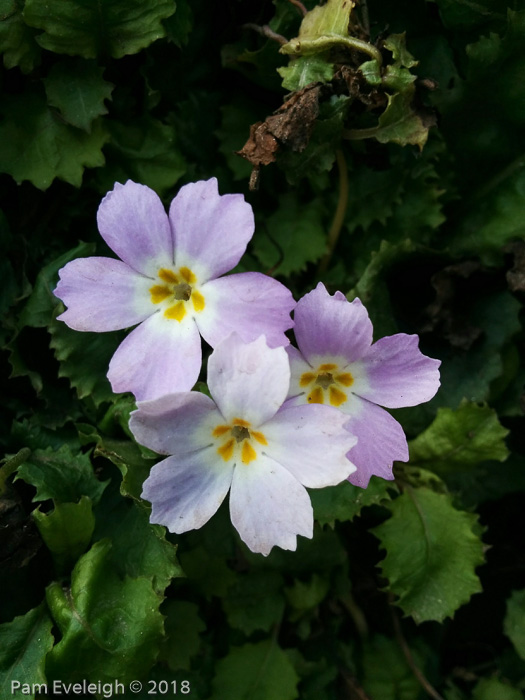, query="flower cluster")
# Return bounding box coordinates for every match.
[55,178,441,555]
